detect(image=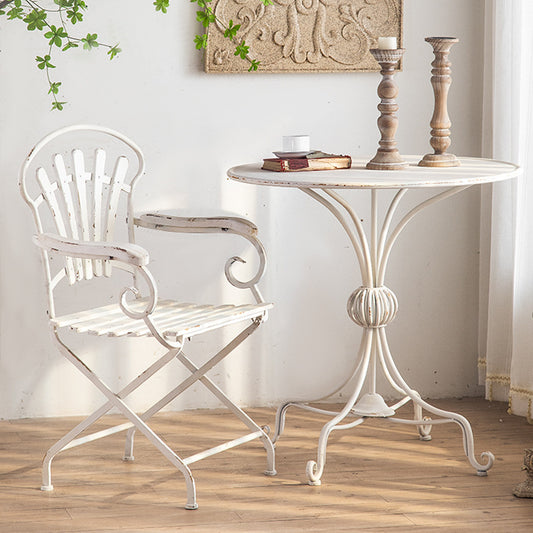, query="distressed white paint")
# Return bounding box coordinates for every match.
[0,0,487,419]
[229,157,519,189]
[231,159,517,483]
[20,125,275,508]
